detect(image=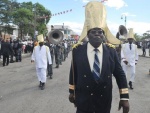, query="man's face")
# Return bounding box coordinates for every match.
[39,42,44,46]
[88,28,105,48]
[128,38,133,44]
